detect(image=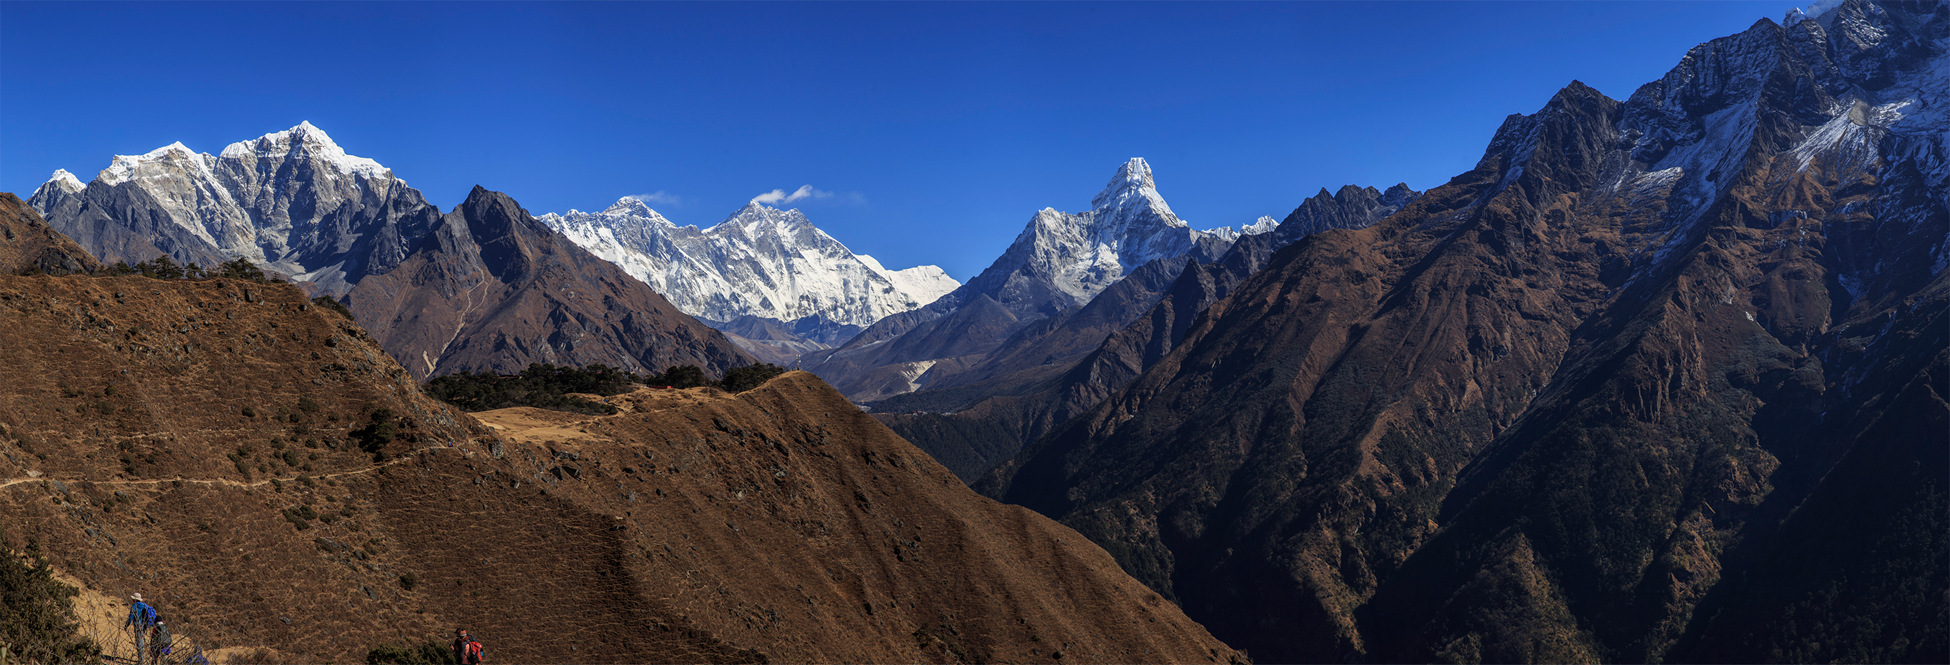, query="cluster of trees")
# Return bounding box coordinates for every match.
[424,362,788,415]
[0,531,99,663]
[100,255,280,283]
